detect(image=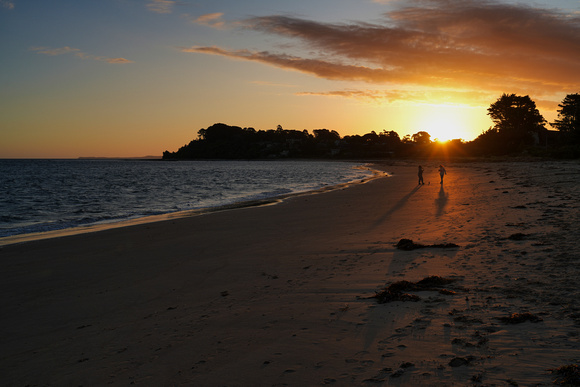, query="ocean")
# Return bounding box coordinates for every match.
[0,159,376,241]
